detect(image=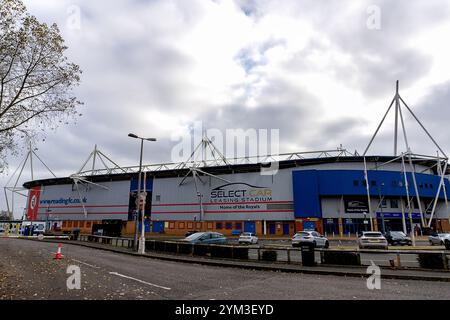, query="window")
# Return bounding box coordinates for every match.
[371,180,377,187]
[207,222,213,229]
[178,222,185,229]
[155,195,161,202]
[169,222,175,229]
[235,222,242,230]
[430,184,434,189]
[216,222,223,230]
[67,221,73,228]
[73,221,79,228]
[187,222,193,229]
[86,221,91,228]
[353,180,359,187]
[390,199,399,209]
[225,222,232,230]
[79,221,85,228]
[425,183,429,189]
[381,199,387,208]
[196,222,201,229]
[62,221,67,228]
